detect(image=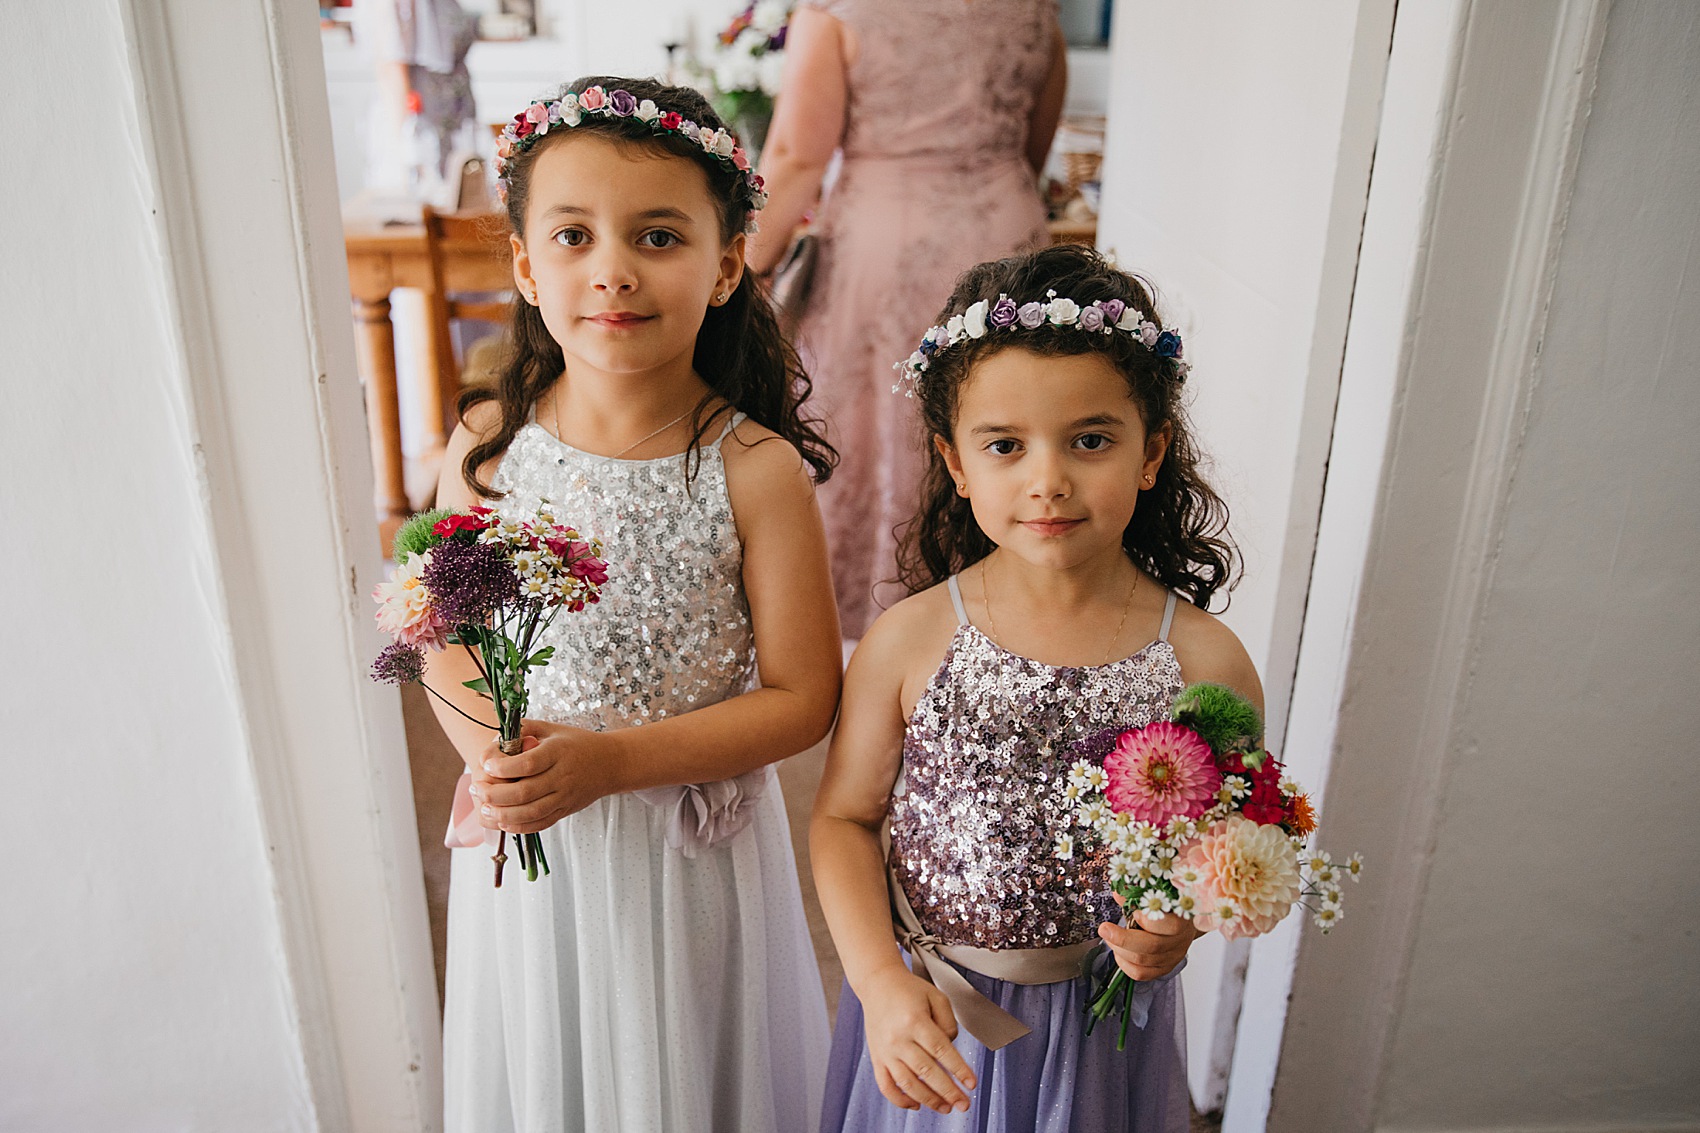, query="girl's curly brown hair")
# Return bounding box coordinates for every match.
[457,75,835,496]
[896,244,1240,610]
